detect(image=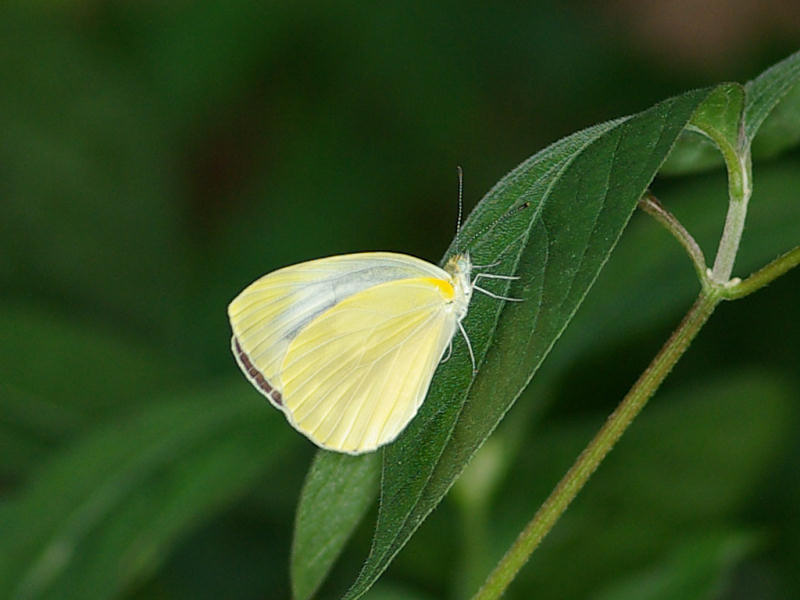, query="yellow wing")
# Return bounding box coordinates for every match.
[228,252,449,408]
[280,277,457,454]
